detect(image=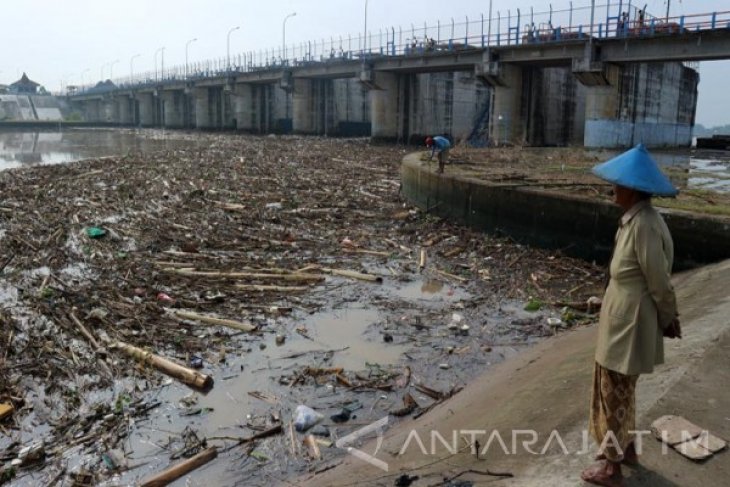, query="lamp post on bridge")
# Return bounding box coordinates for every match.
[109,59,119,80]
[666,0,671,22]
[283,12,296,63]
[186,38,198,79]
[130,54,140,81]
[227,26,240,72]
[154,47,165,82]
[364,0,369,53]
[81,69,90,90]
